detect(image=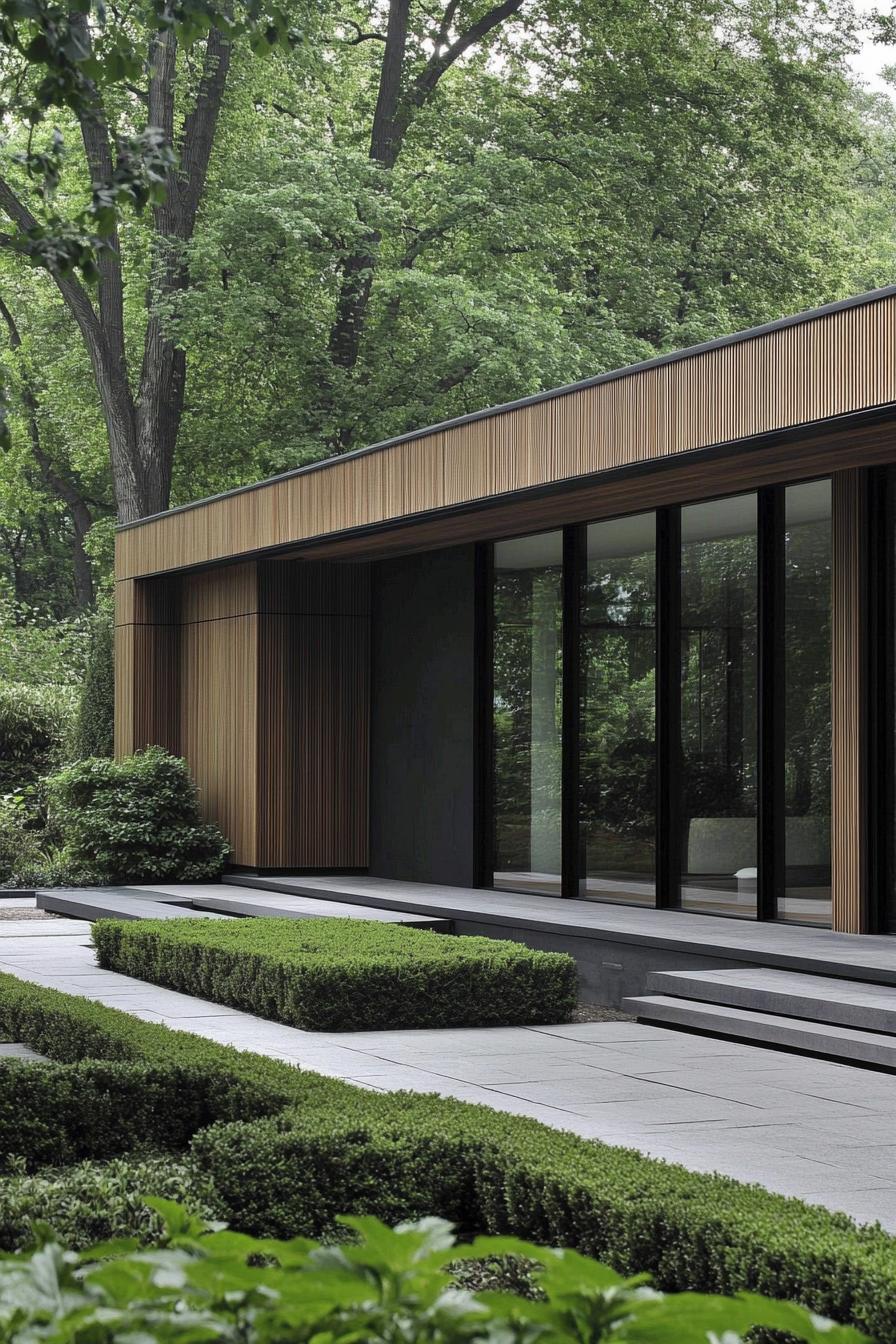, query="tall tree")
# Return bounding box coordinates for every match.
[0,0,294,522]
